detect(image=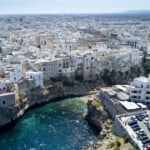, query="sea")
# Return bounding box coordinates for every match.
[0,97,98,150]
